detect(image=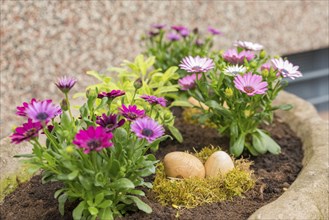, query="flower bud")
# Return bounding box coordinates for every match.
[134,78,143,90]
[259,50,266,59]
[225,88,233,97]
[66,145,74,154]
[250,61,257,68]
[60,99,69,111]
[262,69,269,78]
[244,110,252,118]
